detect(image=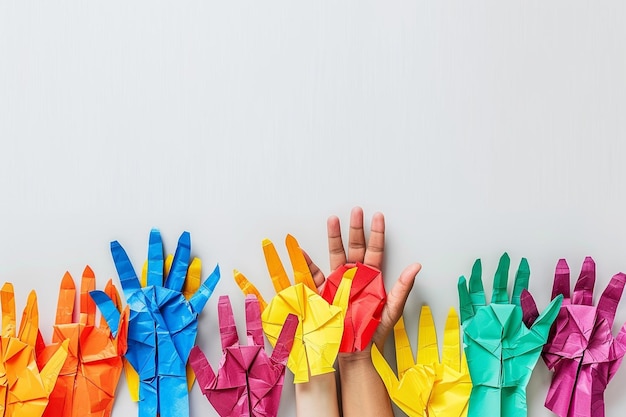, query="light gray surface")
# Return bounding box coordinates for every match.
[2,2,626,416]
